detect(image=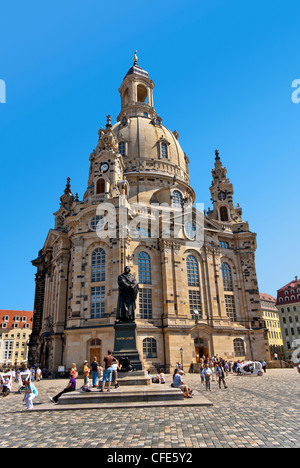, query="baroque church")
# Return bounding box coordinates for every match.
[29,56,270,373]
